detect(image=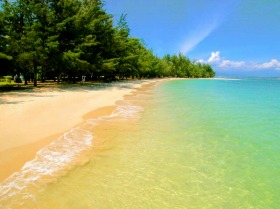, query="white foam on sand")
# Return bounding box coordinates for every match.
[0,83,149,208]
[0,126,94,207]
